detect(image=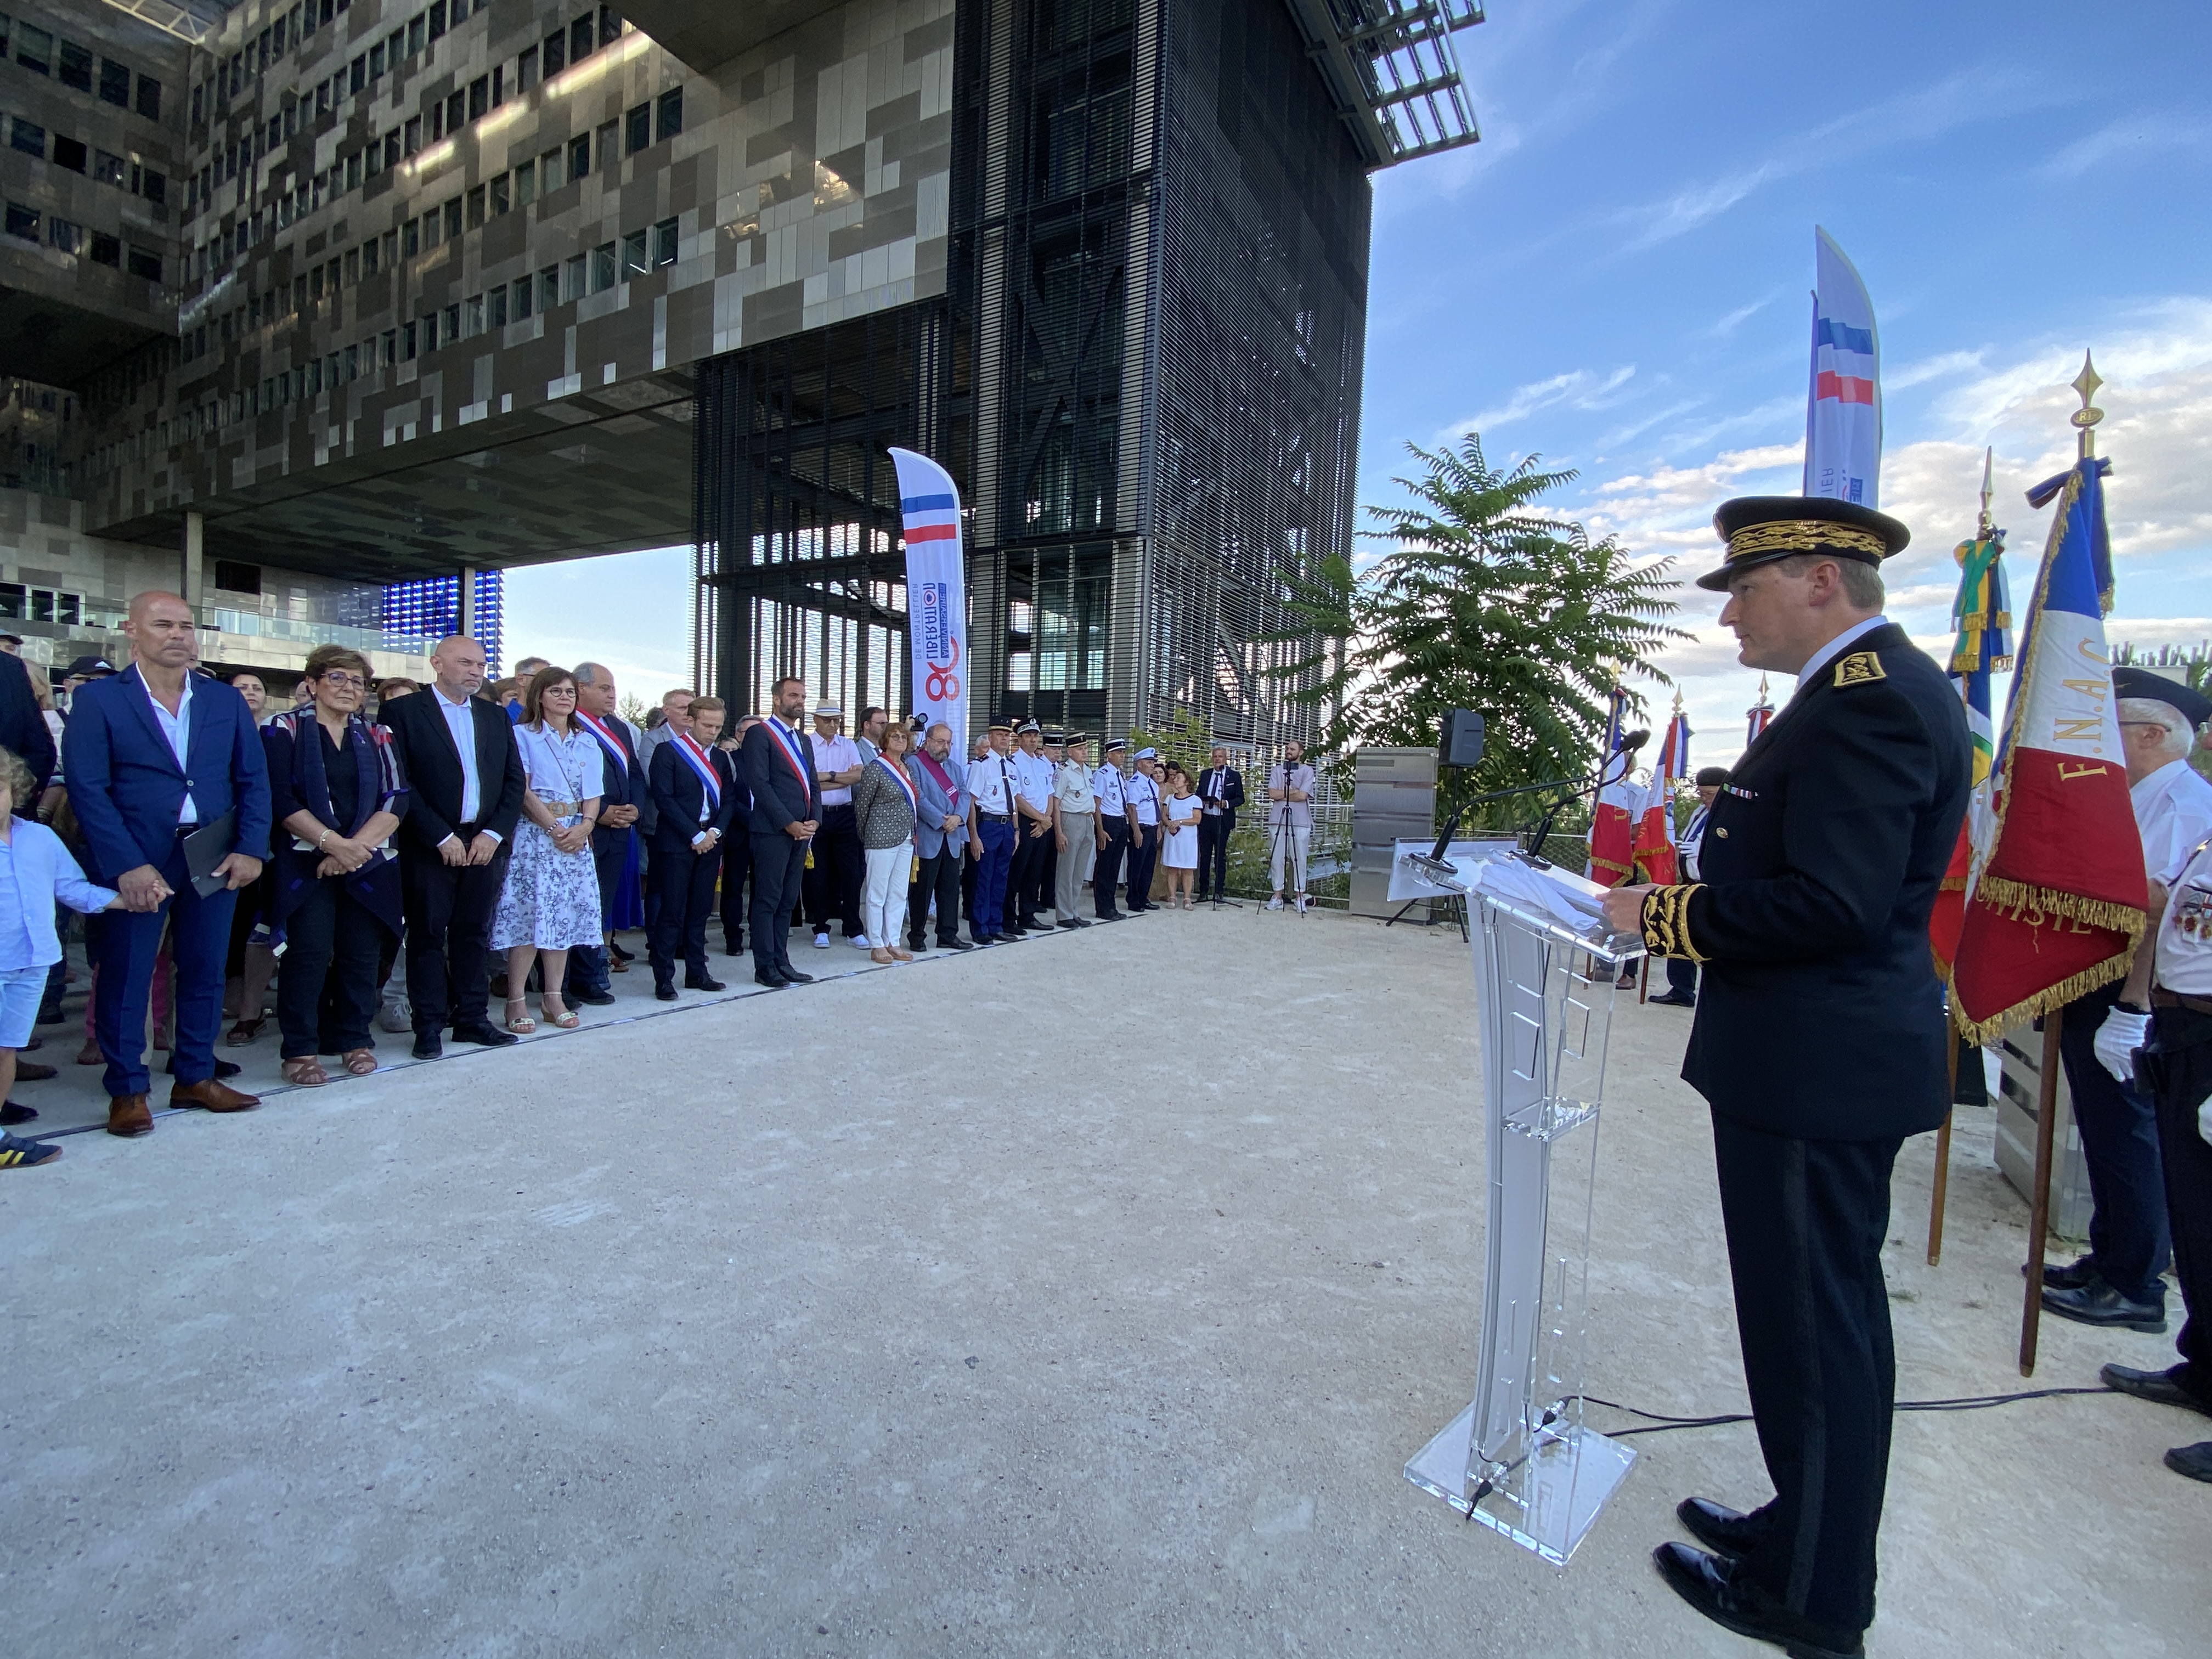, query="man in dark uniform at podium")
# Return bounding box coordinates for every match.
[1602,497,1969,1659]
